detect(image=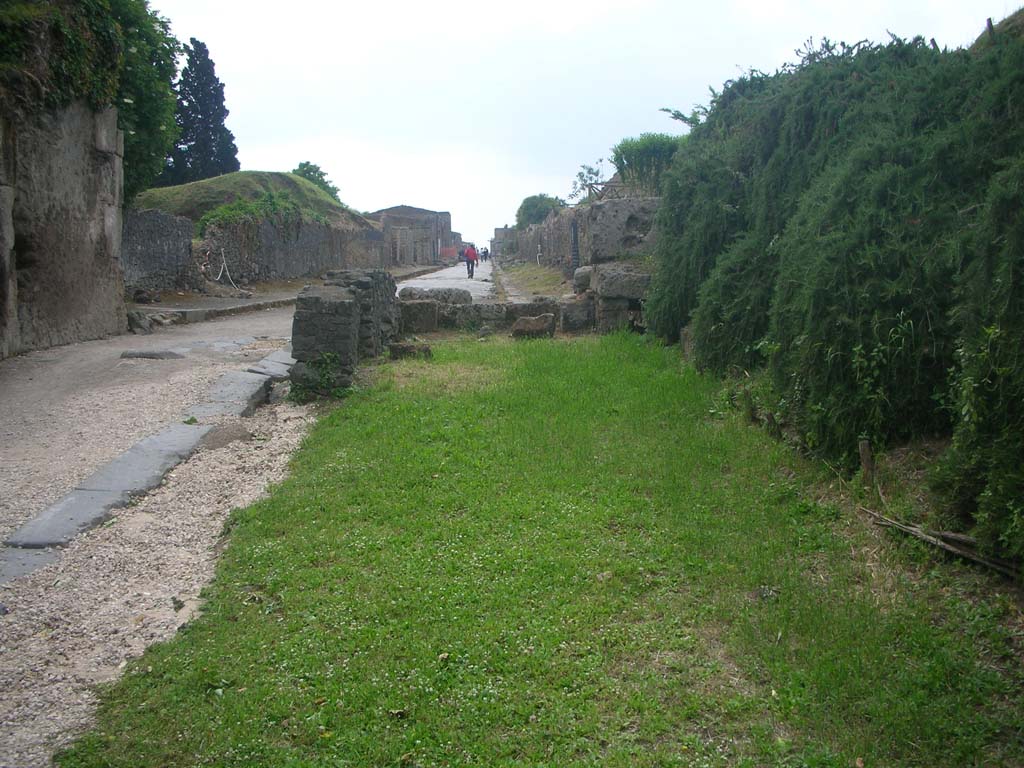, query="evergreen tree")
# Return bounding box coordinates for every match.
[158,38,239,186]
